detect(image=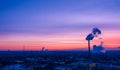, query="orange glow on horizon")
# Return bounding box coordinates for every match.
[0,31,120,50]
